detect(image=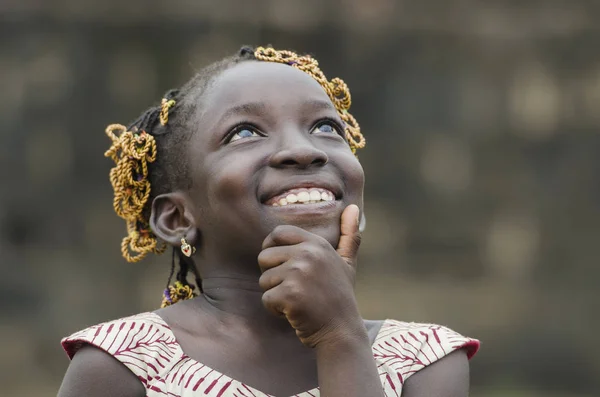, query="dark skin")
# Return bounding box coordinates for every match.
[58,61,469,396]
